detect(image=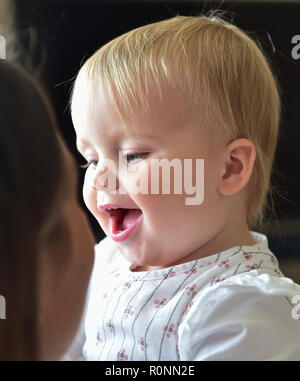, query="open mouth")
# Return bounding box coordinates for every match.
[106,208,143,242]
